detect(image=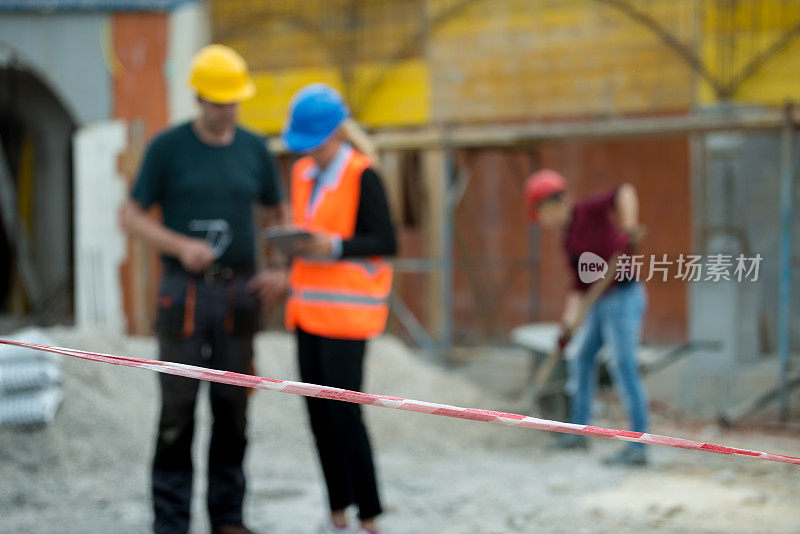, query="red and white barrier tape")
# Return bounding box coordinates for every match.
[2,337,798,466]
